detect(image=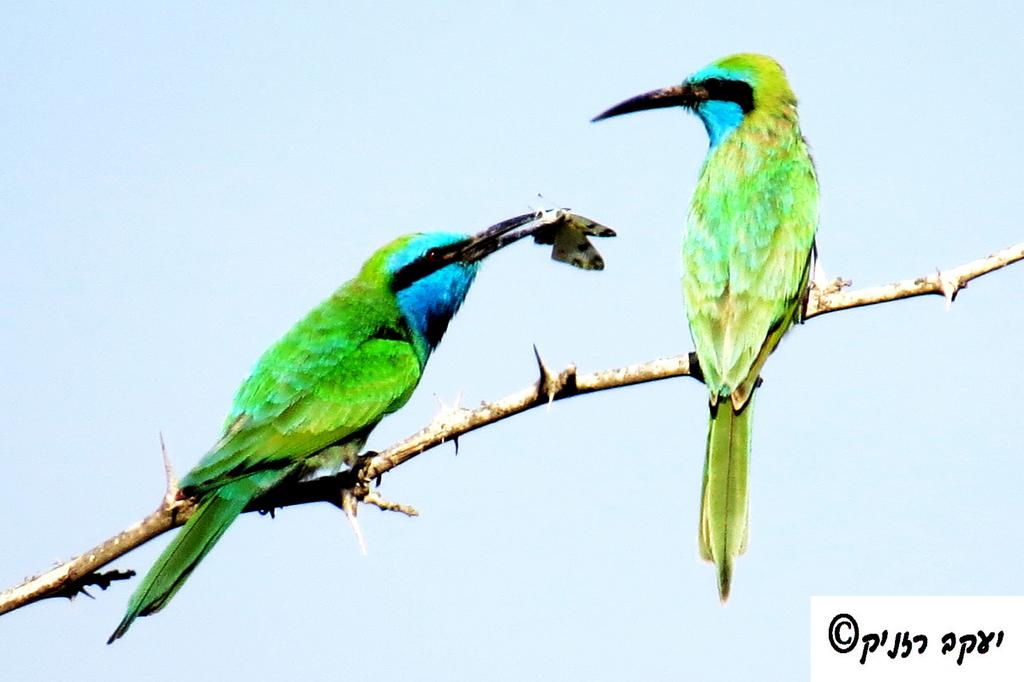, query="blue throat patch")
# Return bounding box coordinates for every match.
[389,233,479,353]
[683,63,755,149]
[396,264,478,351]
[696,100,745,148]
